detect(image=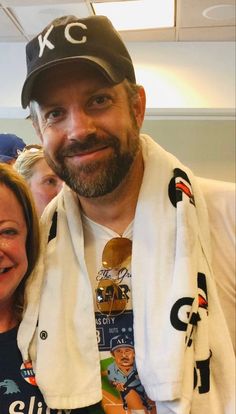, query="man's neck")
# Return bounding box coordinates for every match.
[78,151,144,235]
